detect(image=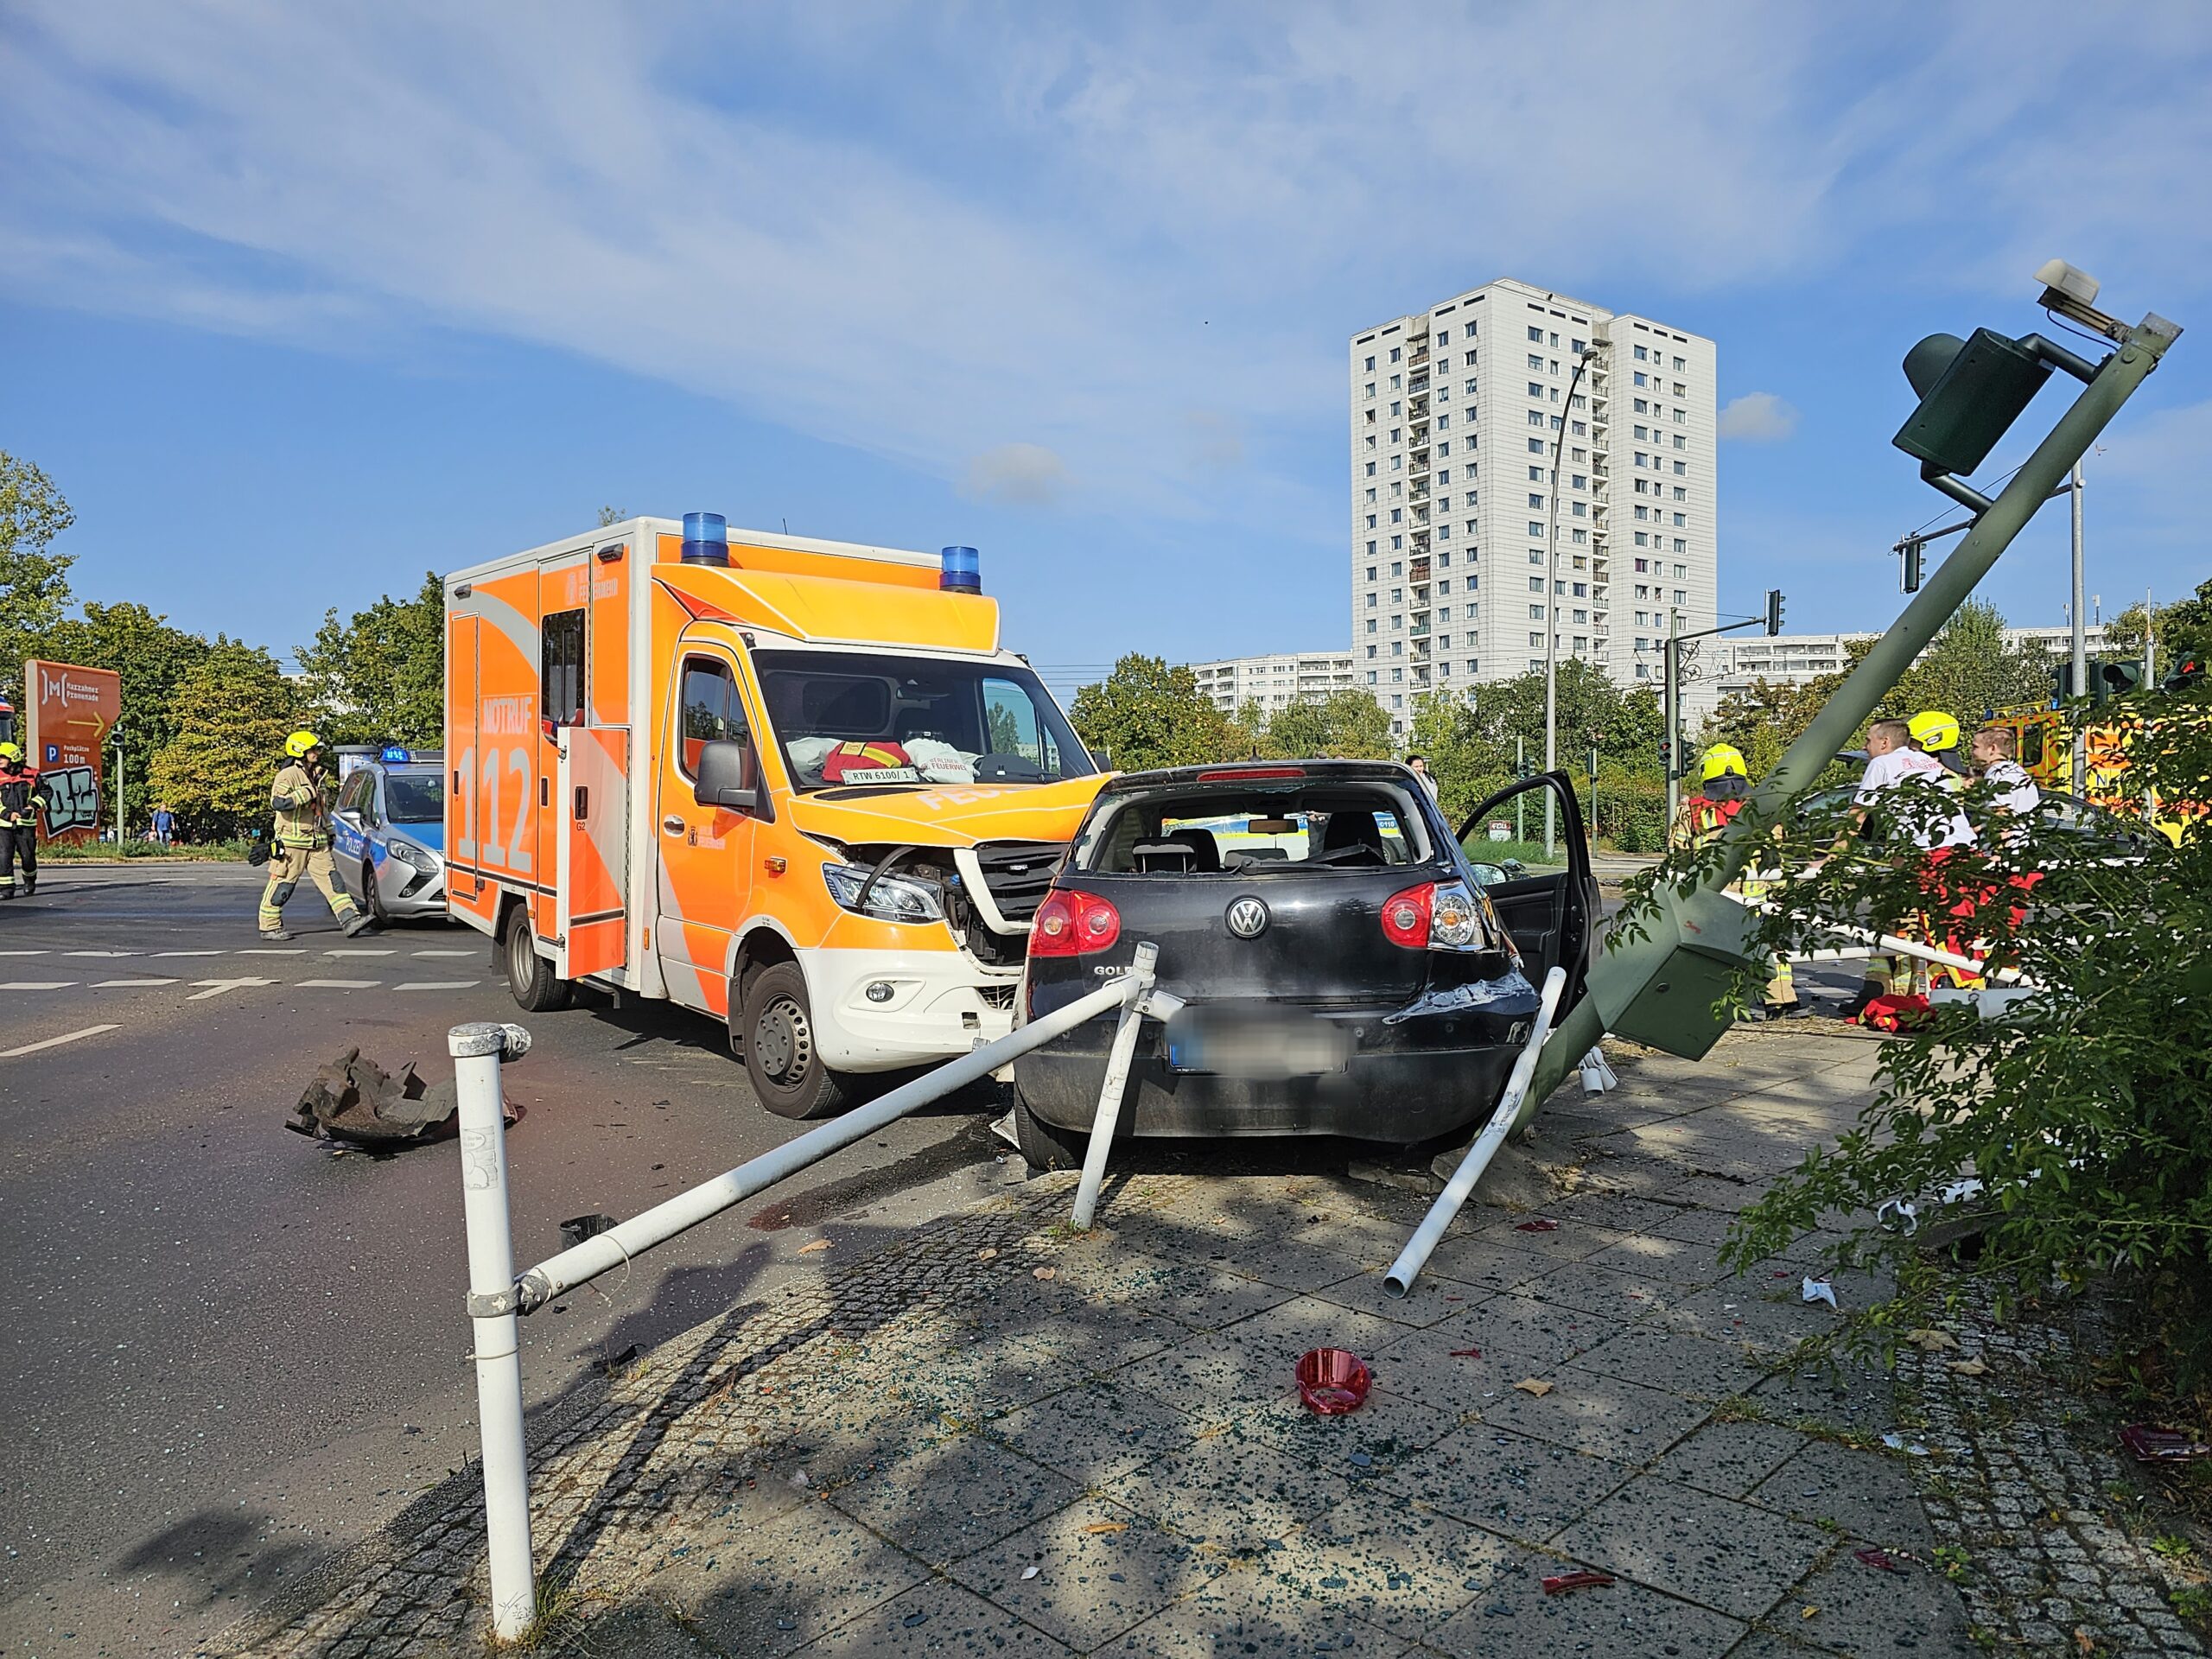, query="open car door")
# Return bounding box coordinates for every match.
[1457,772,1599,1015]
